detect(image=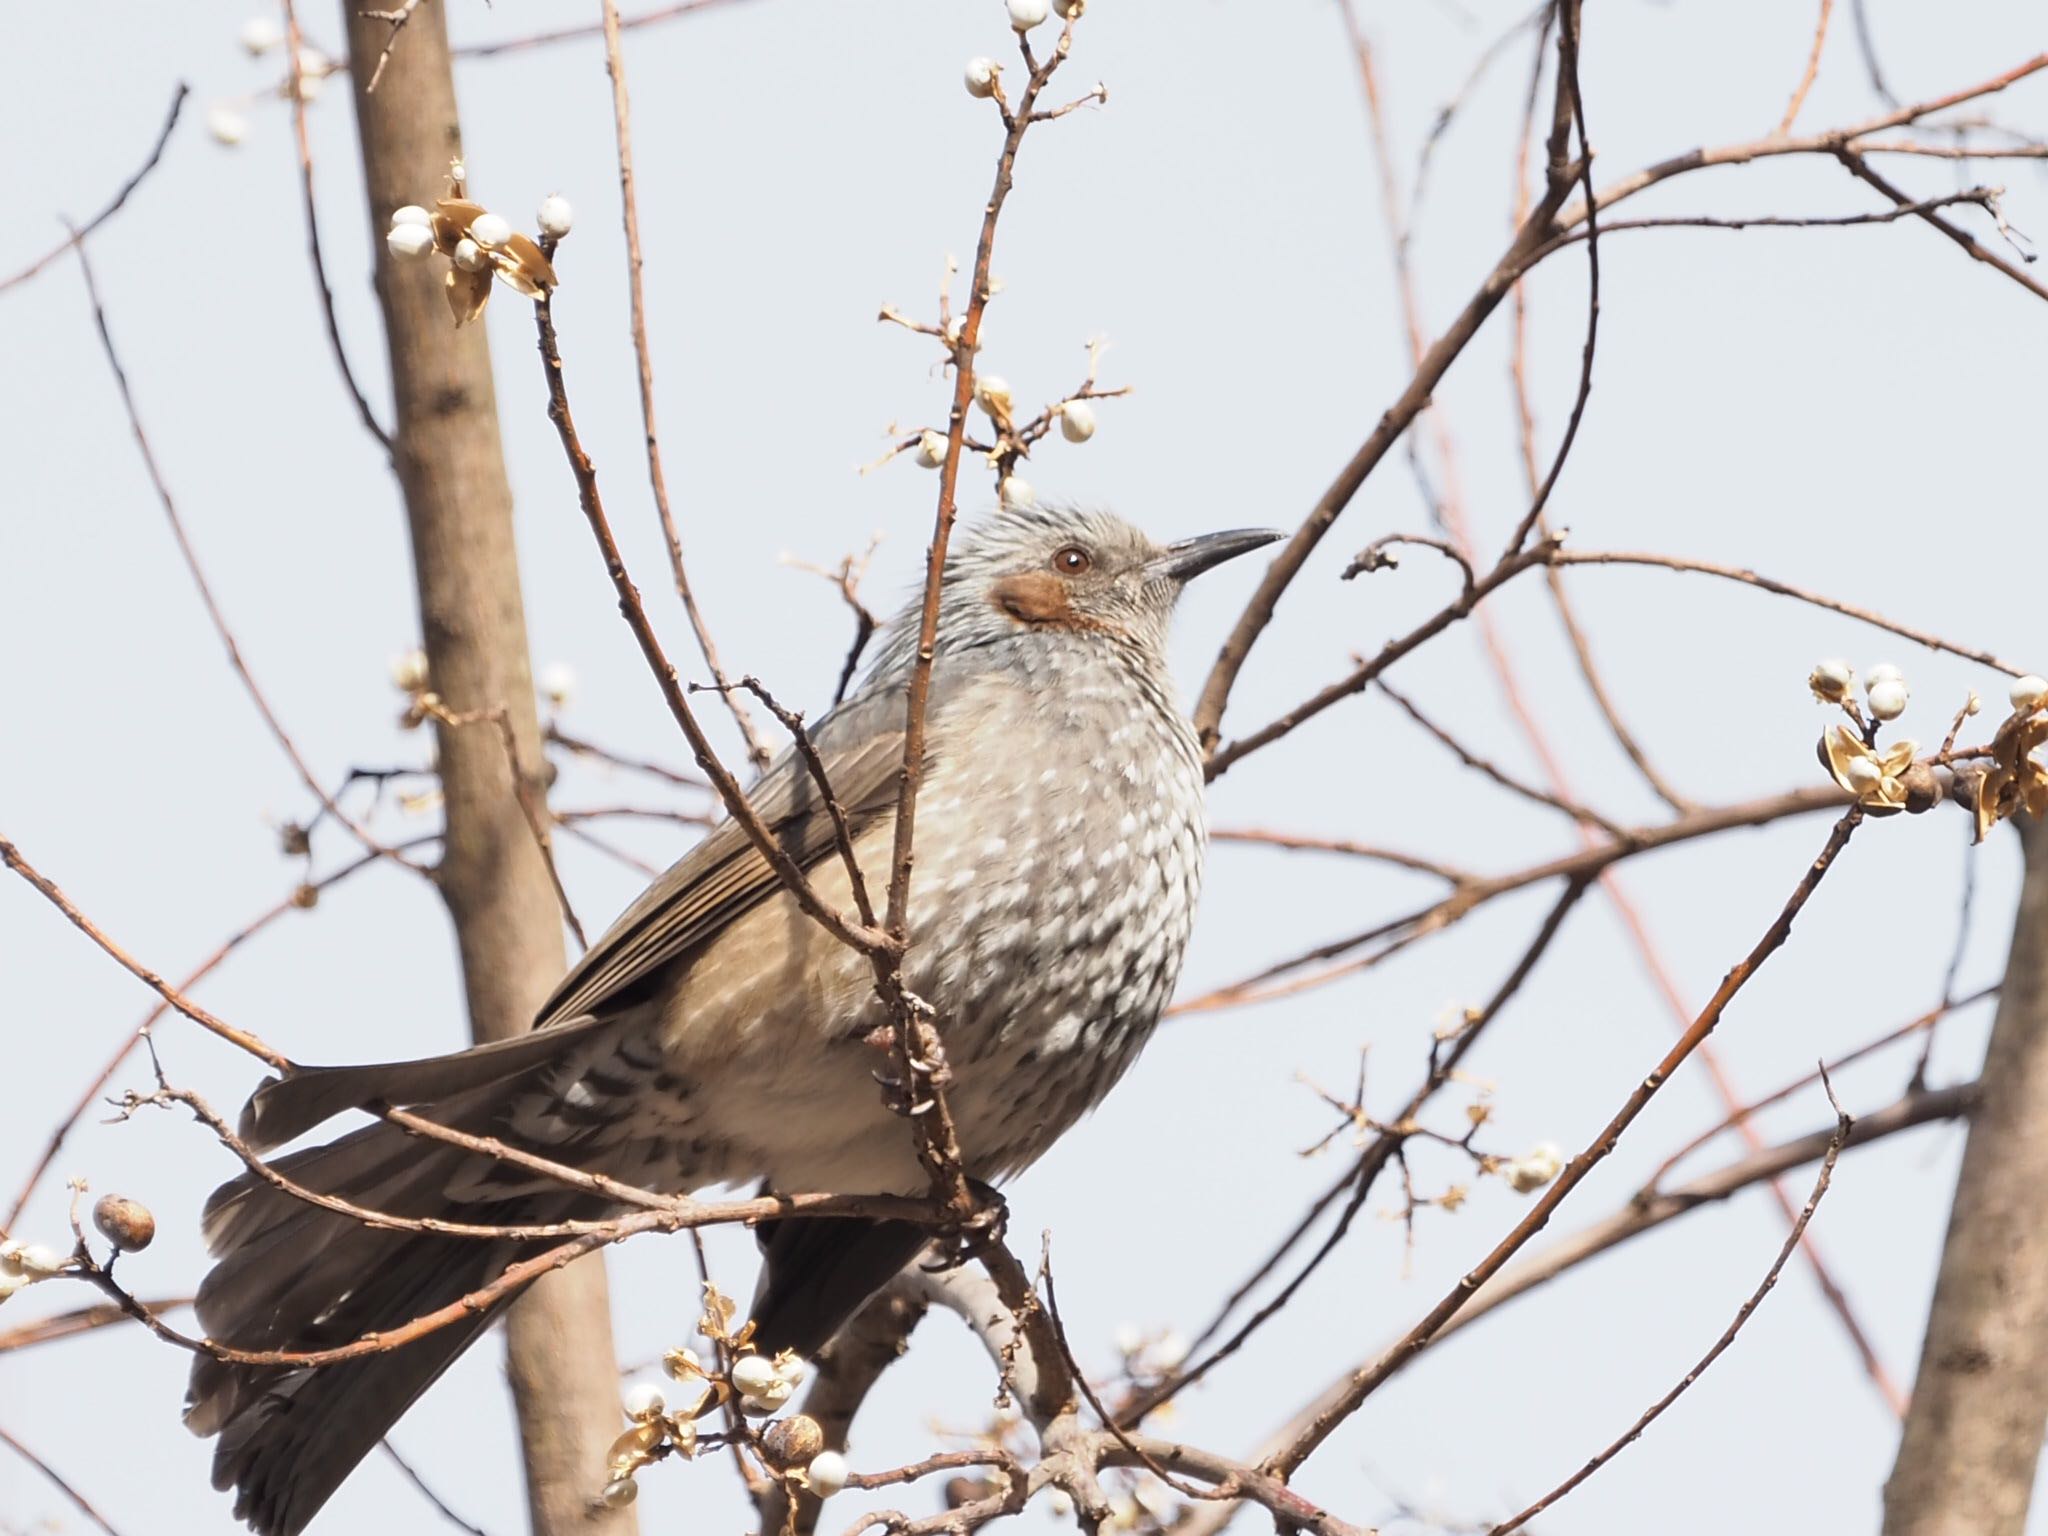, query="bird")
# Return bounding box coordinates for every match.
[183,503,1280,1534]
